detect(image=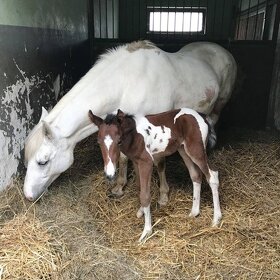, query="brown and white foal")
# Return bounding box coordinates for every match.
[89,108,222,242]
